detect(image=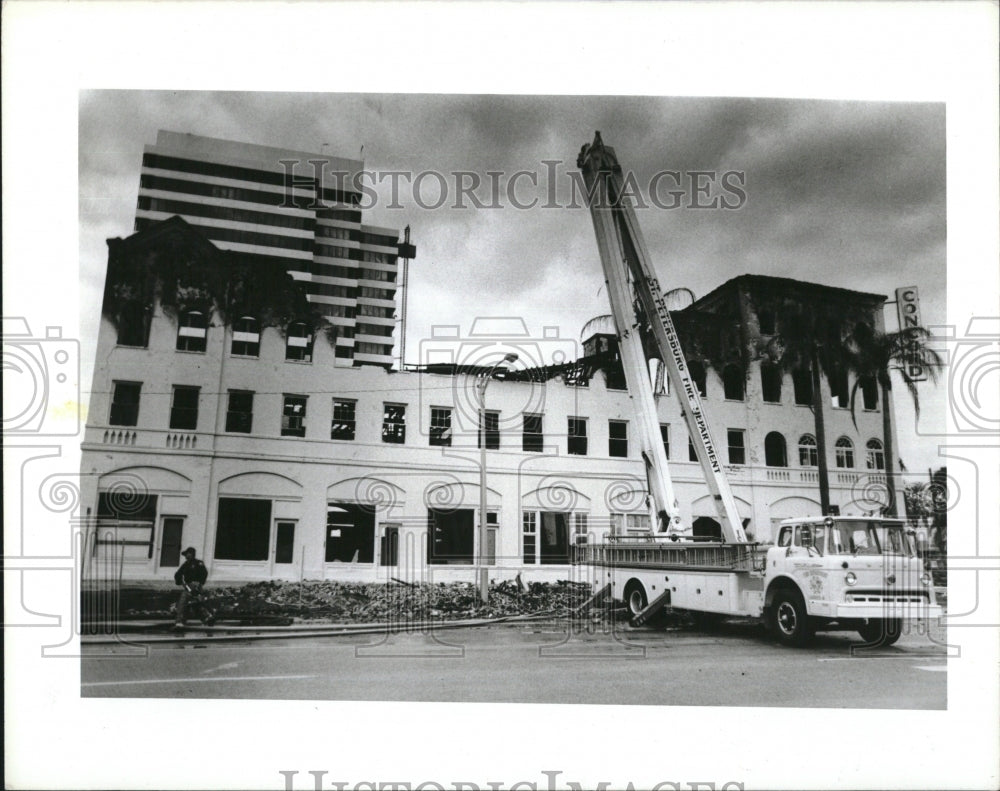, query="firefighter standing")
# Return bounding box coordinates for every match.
[173,547,210,628]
